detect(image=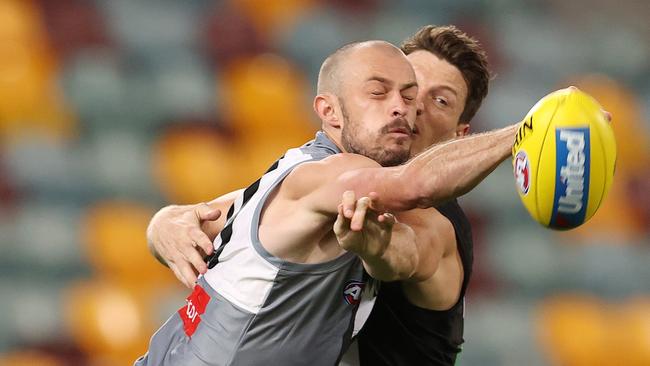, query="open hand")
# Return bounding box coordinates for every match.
[148,203,221,288]
[333,191,395,258]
